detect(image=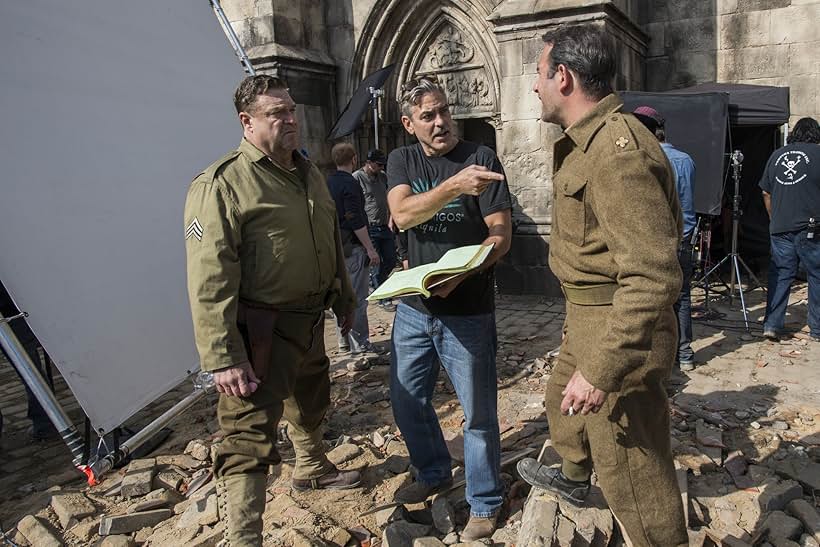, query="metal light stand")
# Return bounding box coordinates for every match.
[698,151,764,331]
[369,86,384,148]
